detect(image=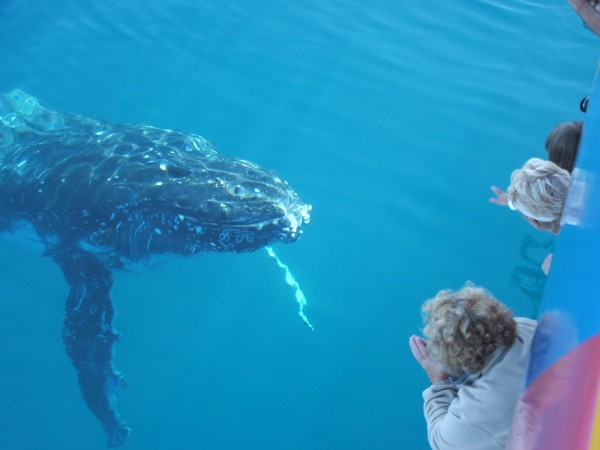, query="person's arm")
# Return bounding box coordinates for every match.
[423,383,458,449]
[570,0,600,36]
[423,385,500,450]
